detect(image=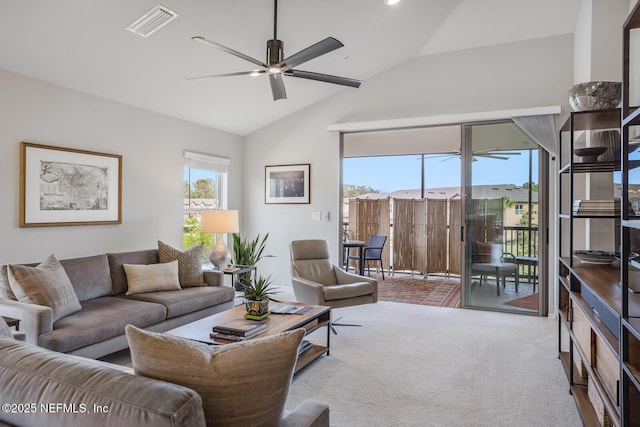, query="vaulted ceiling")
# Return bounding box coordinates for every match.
[0,0,580,135]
